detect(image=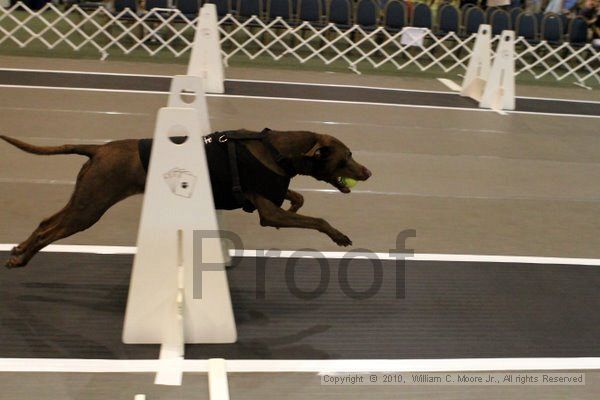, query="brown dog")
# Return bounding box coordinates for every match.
[1,130,371,269]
